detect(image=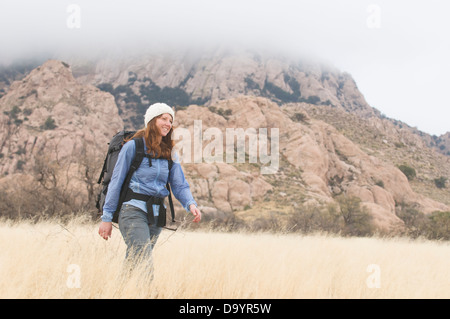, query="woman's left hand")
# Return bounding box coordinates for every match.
[189,204,202,223]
